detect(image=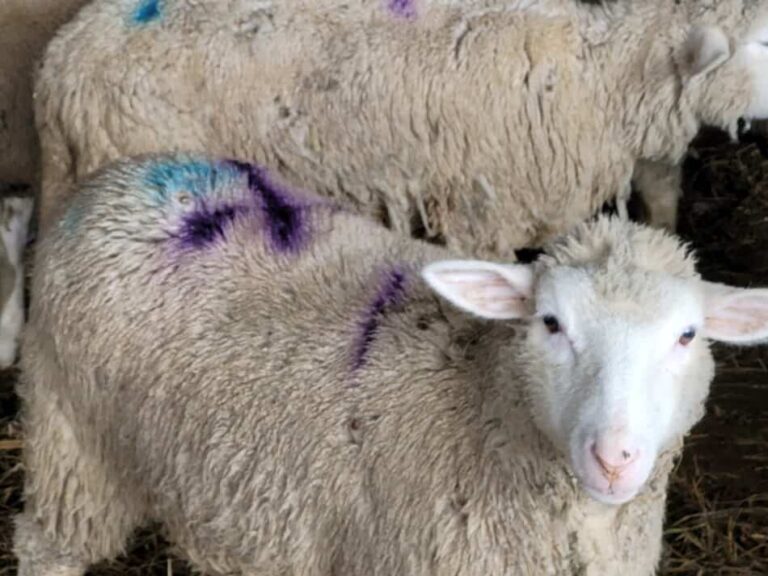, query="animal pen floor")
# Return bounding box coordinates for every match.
[1,127,767,575]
